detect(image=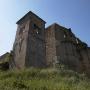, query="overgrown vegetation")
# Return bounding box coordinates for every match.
[0,68,90,90]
